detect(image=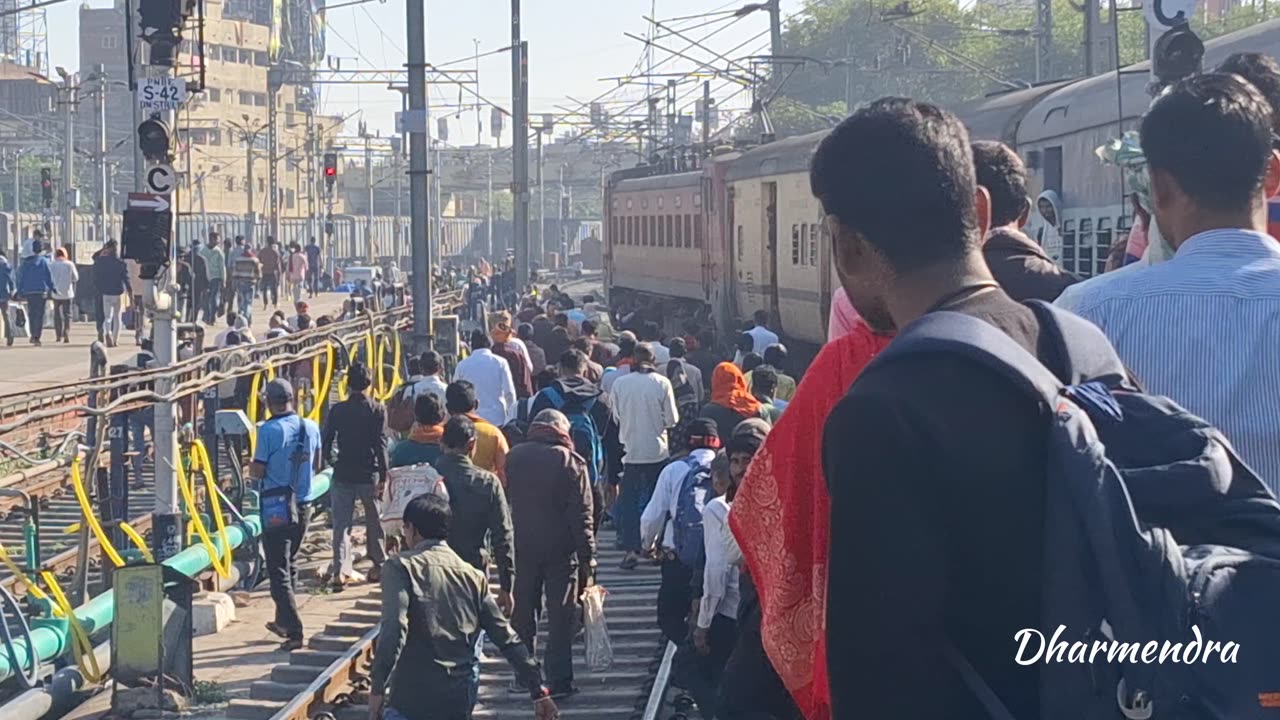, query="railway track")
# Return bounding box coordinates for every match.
[227,531,669,720]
